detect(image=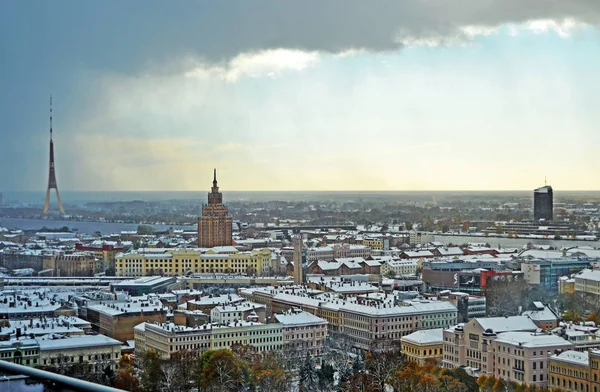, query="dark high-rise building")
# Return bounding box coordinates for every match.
[198,169,233,248]
[533,185,553,221]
